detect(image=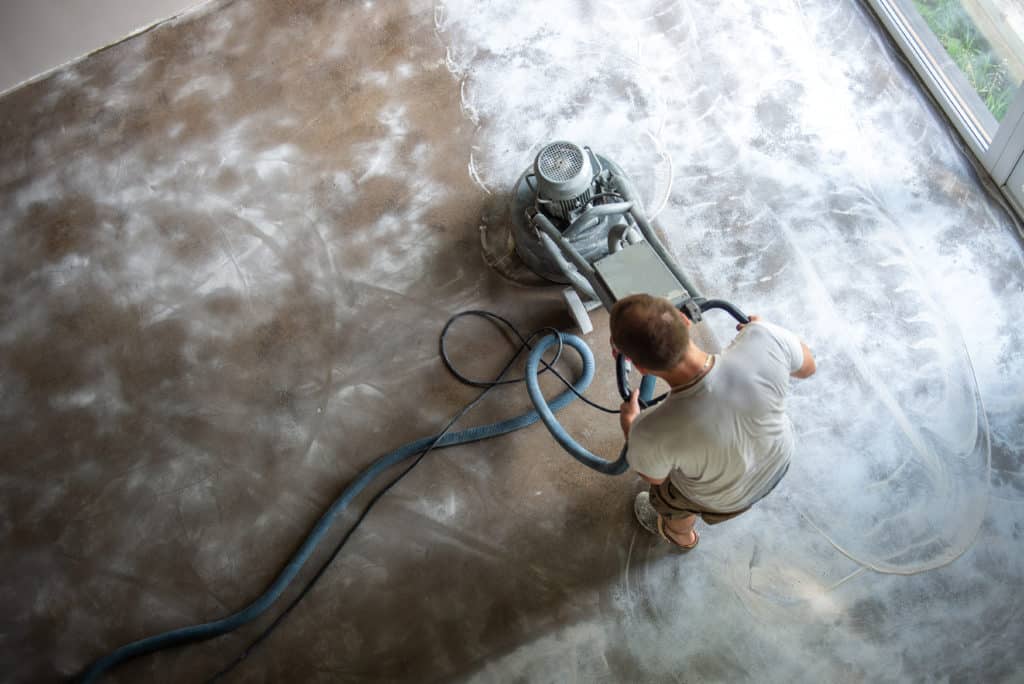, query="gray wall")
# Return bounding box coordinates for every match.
[0,0,203,93]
